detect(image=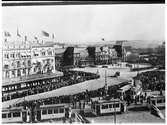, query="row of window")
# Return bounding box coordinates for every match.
[4,68,31,78]
[42,108,64,115]
[2,112,20,118]
[101,103,120,109]
[33,50,53,57]
[4,60,31,69]
[4,53,31,59]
